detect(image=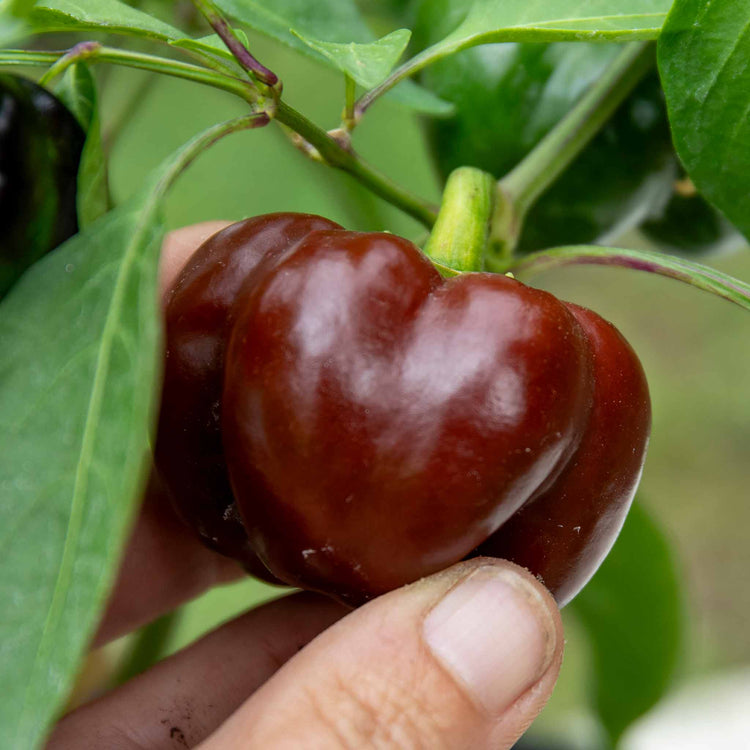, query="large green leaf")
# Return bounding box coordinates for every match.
[31,0,182,40]
[54,63,110,227]
[216,0,451,114]
[658,0,750,242]
[0,189,163,749]
[571,502,683,745]
[441,0,671,45]
[359,0,672,116]
[0,112,266,747]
